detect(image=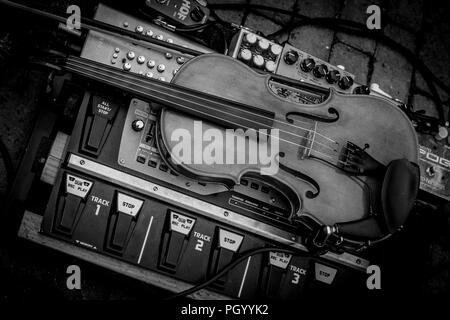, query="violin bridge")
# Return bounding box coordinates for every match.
[300,121,318,159]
